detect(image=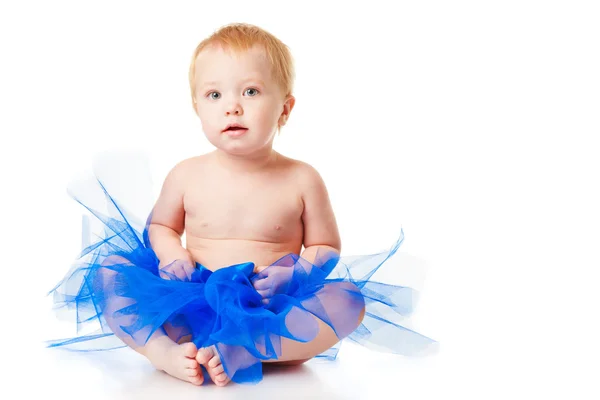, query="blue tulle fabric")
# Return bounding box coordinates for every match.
[47,154,436,384]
